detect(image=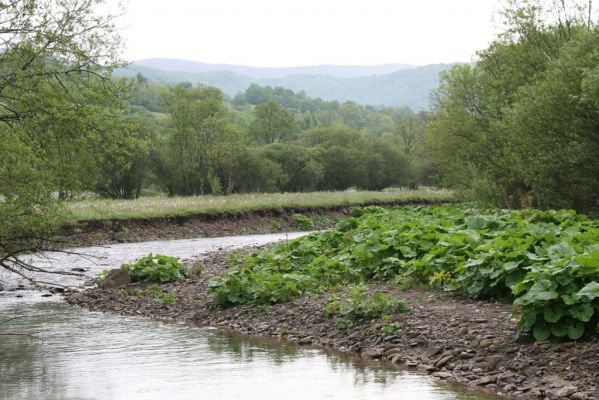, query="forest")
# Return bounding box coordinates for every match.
[32,75,436,201]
